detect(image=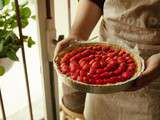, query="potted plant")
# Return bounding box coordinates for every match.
[0,0,35,76]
